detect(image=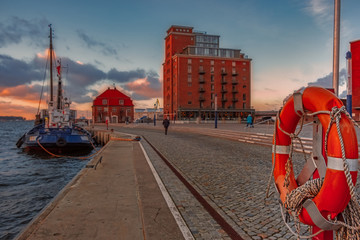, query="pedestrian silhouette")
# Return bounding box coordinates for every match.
[163,116,170,135]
